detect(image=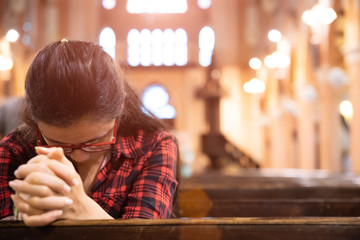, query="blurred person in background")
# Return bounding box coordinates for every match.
[0,96,24,138]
